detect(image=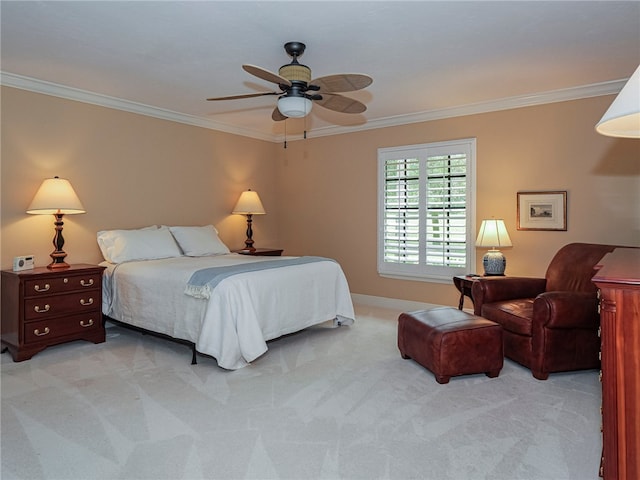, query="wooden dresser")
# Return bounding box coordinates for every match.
[592,248,640,480]
[1,264,106,361]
